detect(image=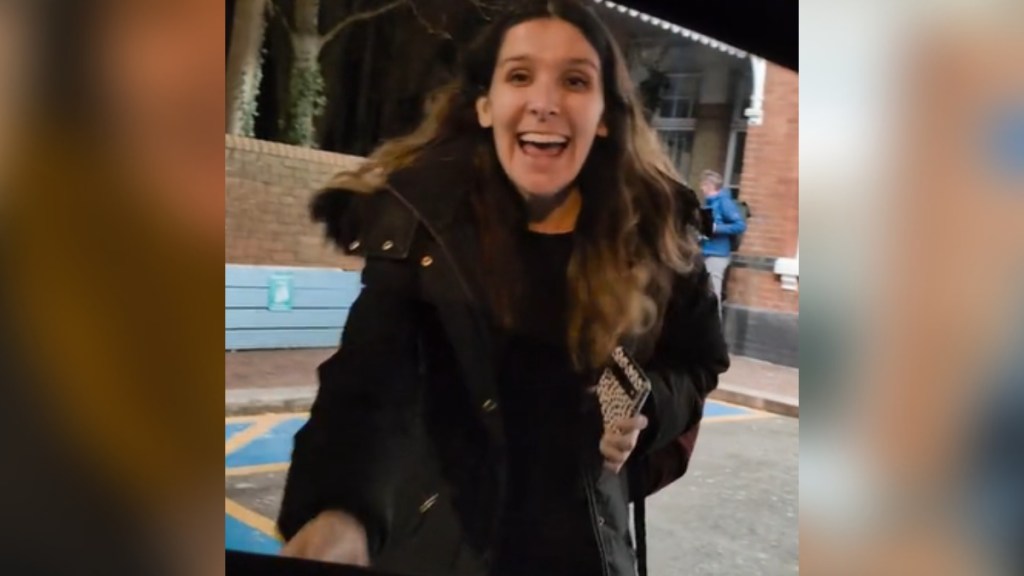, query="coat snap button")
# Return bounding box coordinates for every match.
[597,516,606,526]
[482,399,498,413]
[381,240,394,251]
[419,493,439,513]
[348,240,361,251]
[420,255,434,267]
